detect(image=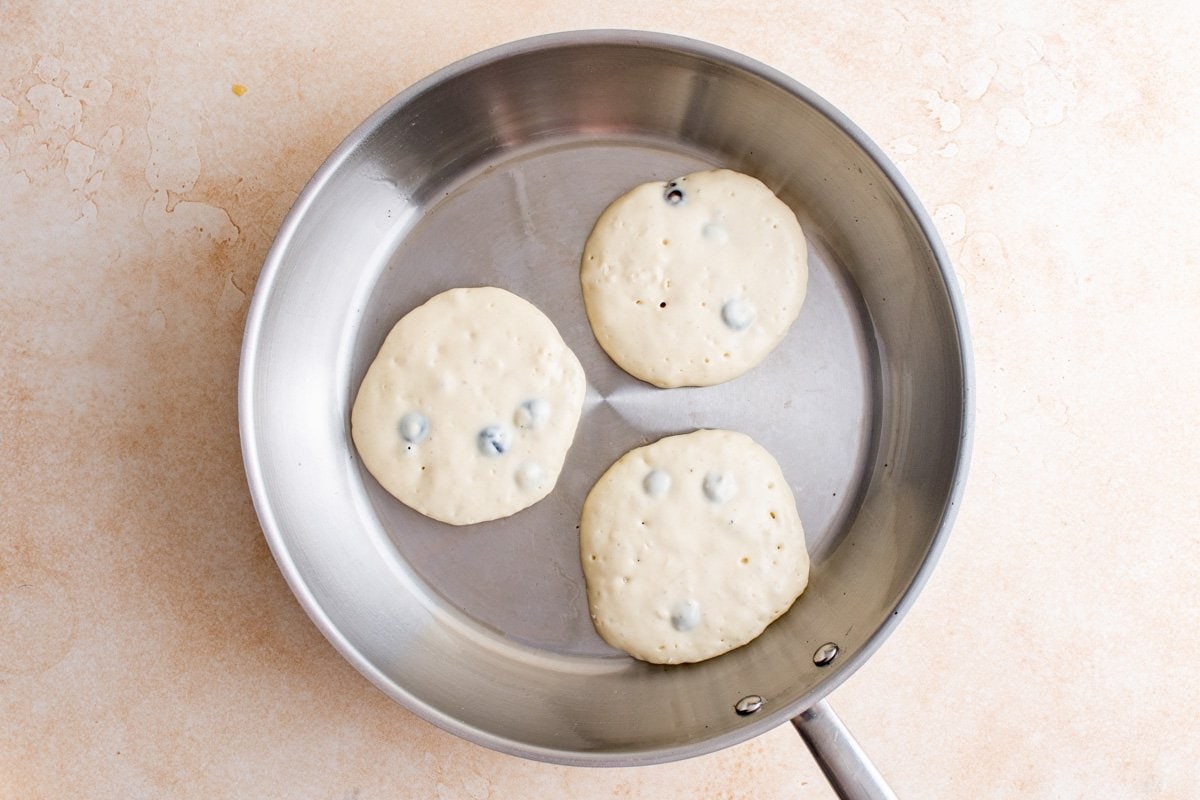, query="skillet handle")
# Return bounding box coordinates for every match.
[791,700,899,800]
